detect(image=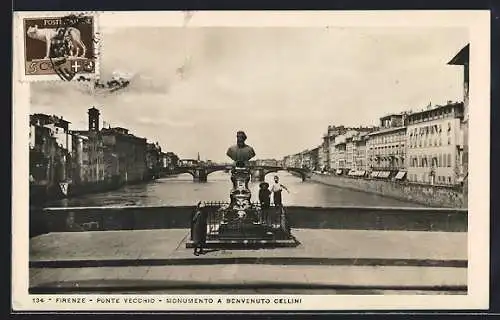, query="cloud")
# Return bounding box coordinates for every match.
[136,116,194,128]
